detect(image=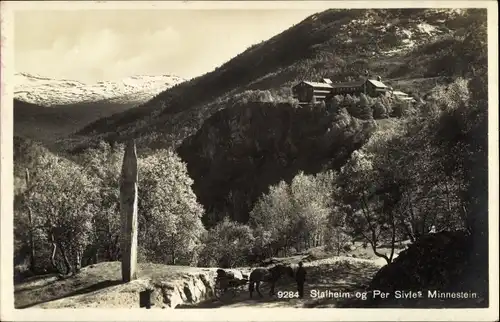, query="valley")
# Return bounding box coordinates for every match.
[13,73,184,145]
